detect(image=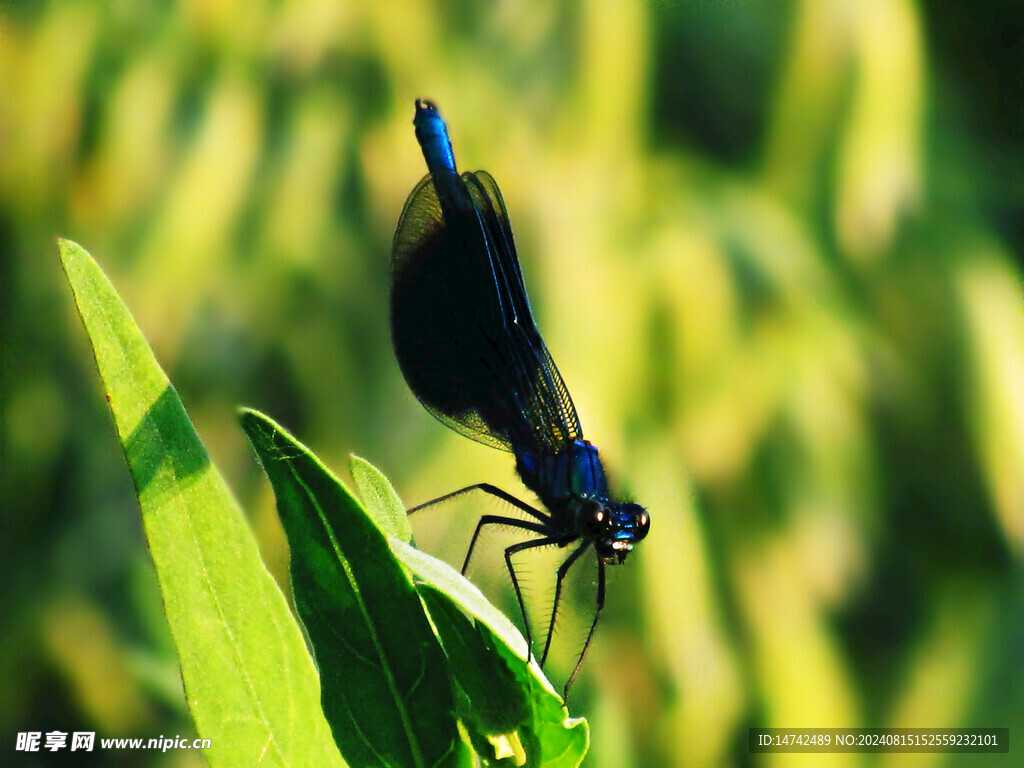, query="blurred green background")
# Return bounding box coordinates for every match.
[2,0,1022,766]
